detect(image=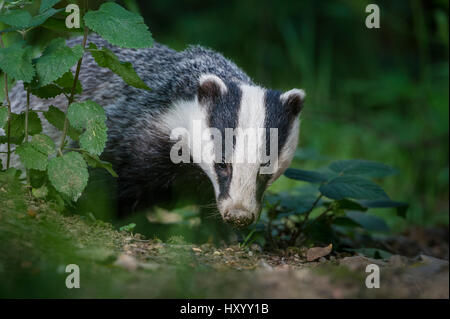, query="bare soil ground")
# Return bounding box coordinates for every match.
[0,202,448,298]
